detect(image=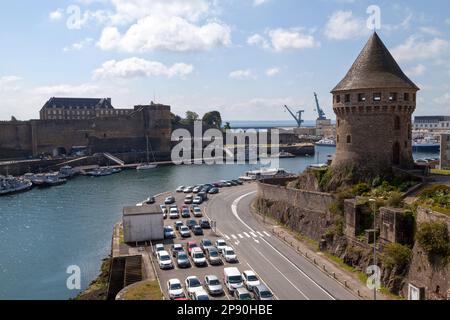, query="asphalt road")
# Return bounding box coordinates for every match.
[204,183,358,301]
[152,183,357,301]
